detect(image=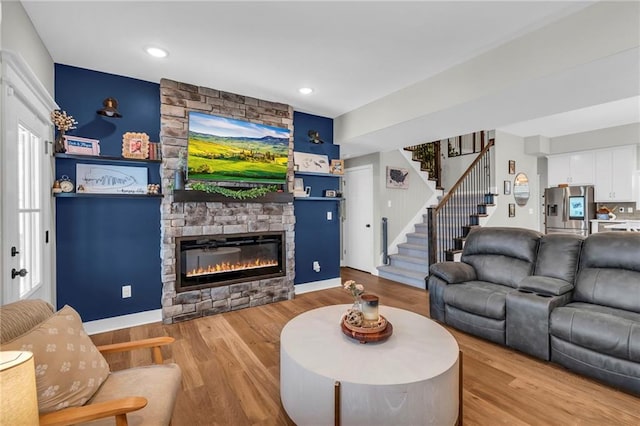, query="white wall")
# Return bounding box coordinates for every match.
[379,150,432,245]
[485,131,540,231]
[1,0,54,95]
[345,150,433,268]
